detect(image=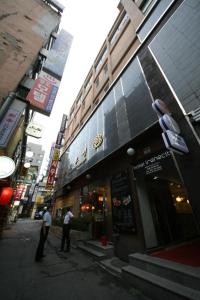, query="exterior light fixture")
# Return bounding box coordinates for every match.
[24,162,31,168]
[0,156,16,179]
[26,151,33,158]
[126,148,135,156]
[0,187,14,206]
[176,196,184,202]
[86,174,91,179]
